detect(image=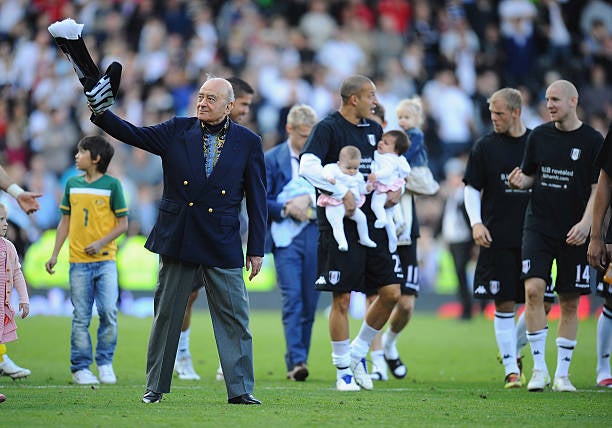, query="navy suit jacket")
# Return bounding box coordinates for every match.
[263,142,293,254]
[93,111,267,268]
